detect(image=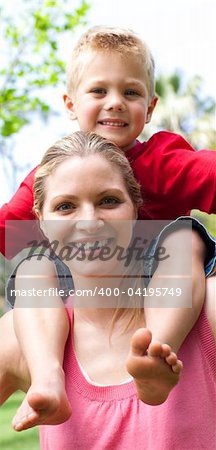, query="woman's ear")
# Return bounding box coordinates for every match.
[132,208,138,229]
[133,207,138,222]
[39,220,49,239]
[63,93,77,120]
[35,210,47,238]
